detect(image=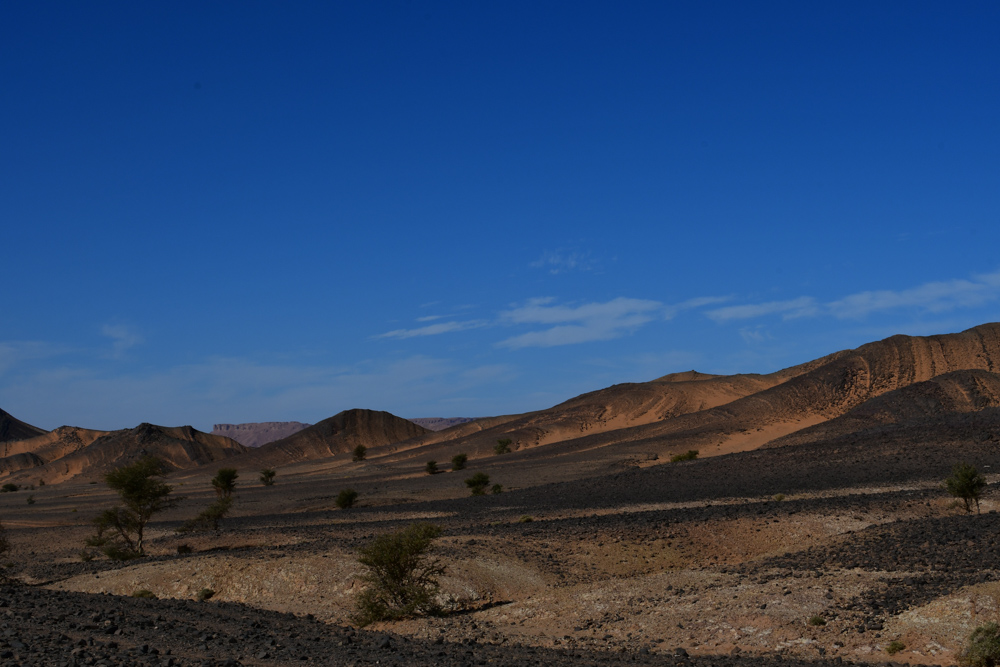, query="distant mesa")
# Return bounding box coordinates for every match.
[0,422,246,484]
[211,421,312,448]
[245,409,429,467]
[409,417,478,431]
[0,408,47,443]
